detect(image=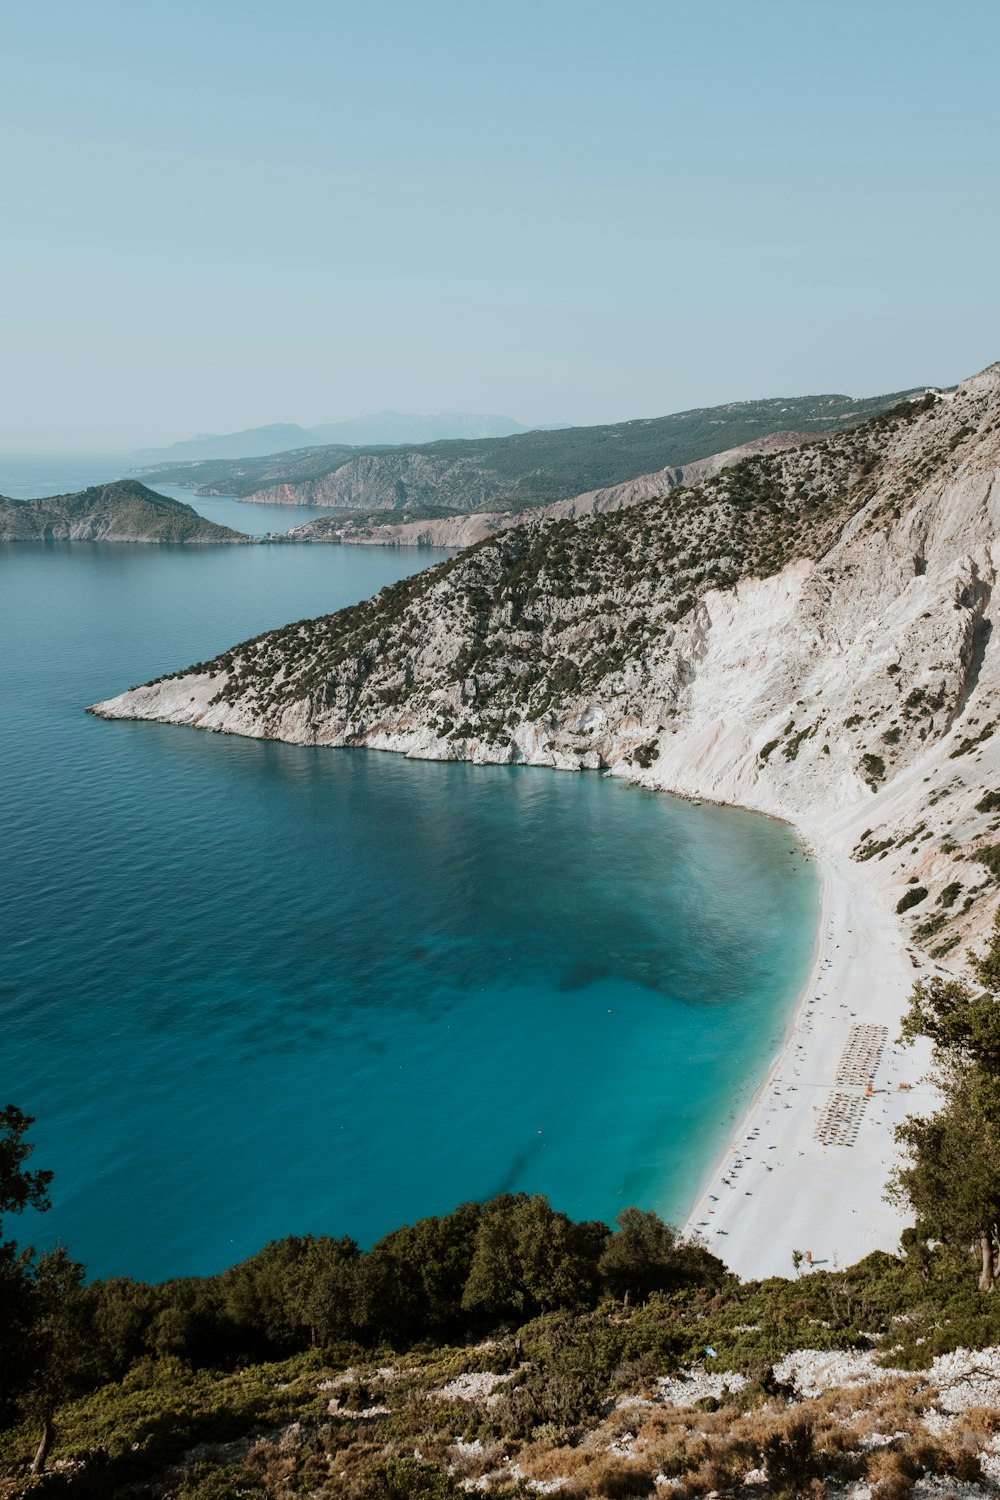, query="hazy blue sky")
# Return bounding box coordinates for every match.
[2,0,997,451]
